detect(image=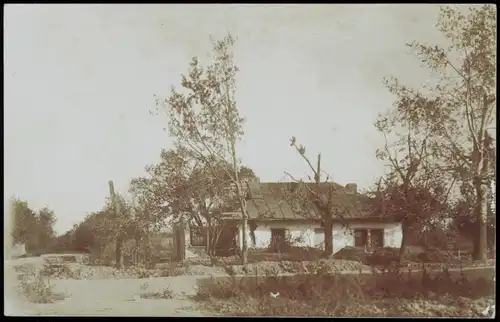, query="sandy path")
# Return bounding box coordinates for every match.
[6,274,209,316]
[4,257,210,316]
